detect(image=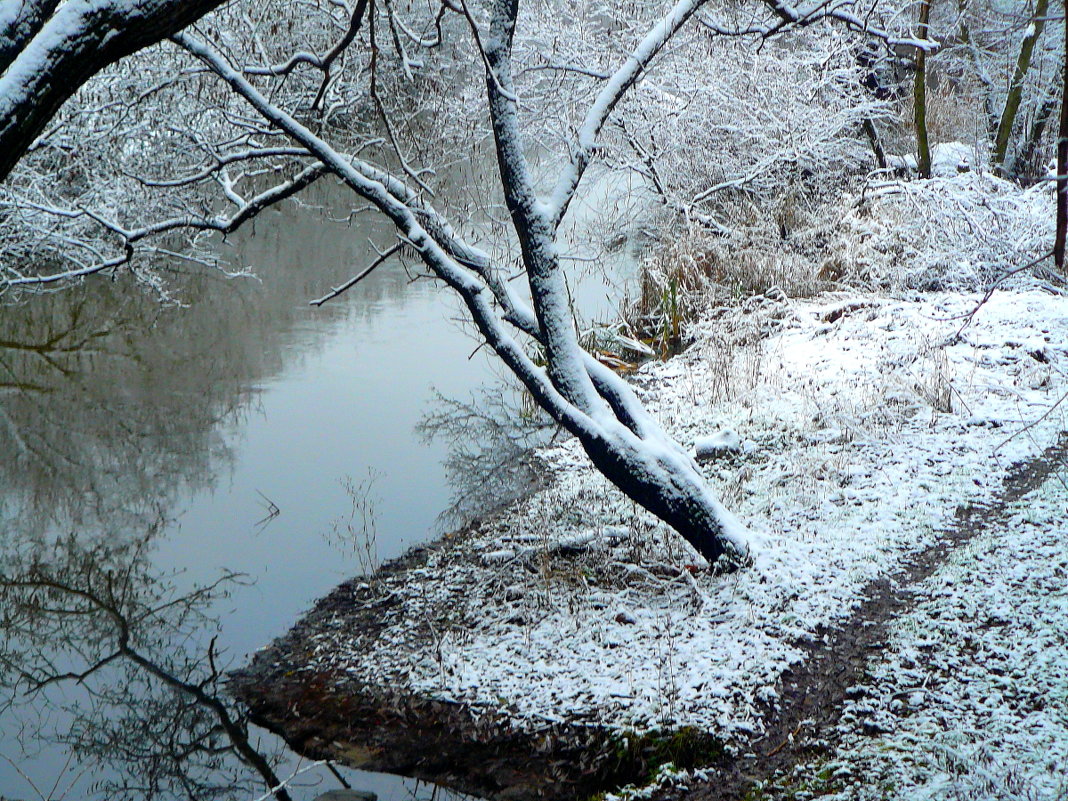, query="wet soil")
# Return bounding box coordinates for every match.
[231,538,724,800]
